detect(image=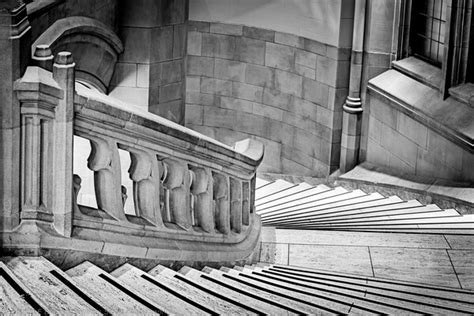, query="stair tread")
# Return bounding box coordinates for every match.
[6,257,101,315]
[255,179,295,199]
[203,266,340,314]
[65,261,156,314]
[255,266,474,312]
[222,267,409,315]
[0,265,39,315]
[178,266,294,314]
[147,265,252,314]
[110,263,204,315]
[256,182,315,206]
